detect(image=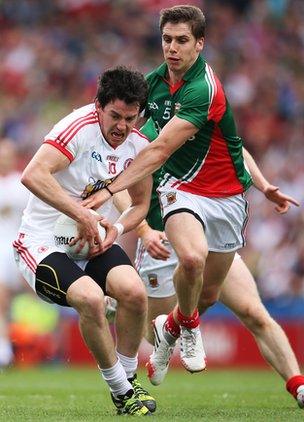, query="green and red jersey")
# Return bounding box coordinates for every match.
[144,55,252,198]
